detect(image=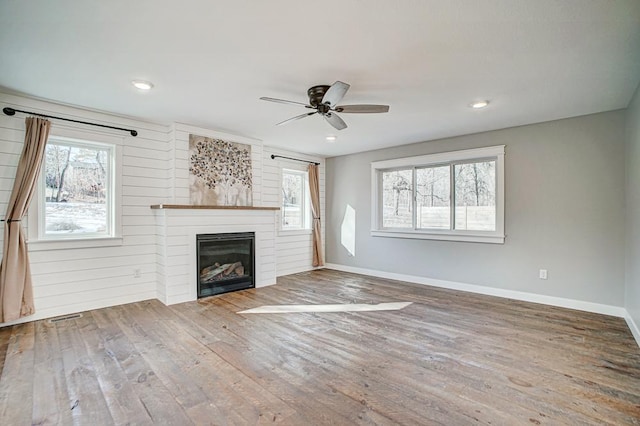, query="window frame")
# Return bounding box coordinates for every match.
[28,130,123,250]
[371,145,505,244]
[280,167,312,233]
